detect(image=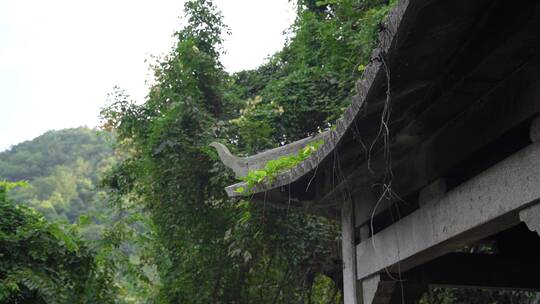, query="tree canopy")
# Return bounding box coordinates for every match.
[0,181,117,303]
[0,127,116,240]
